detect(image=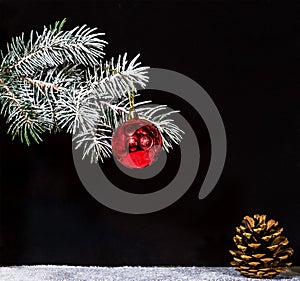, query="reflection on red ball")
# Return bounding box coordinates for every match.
[111,119,162,169]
